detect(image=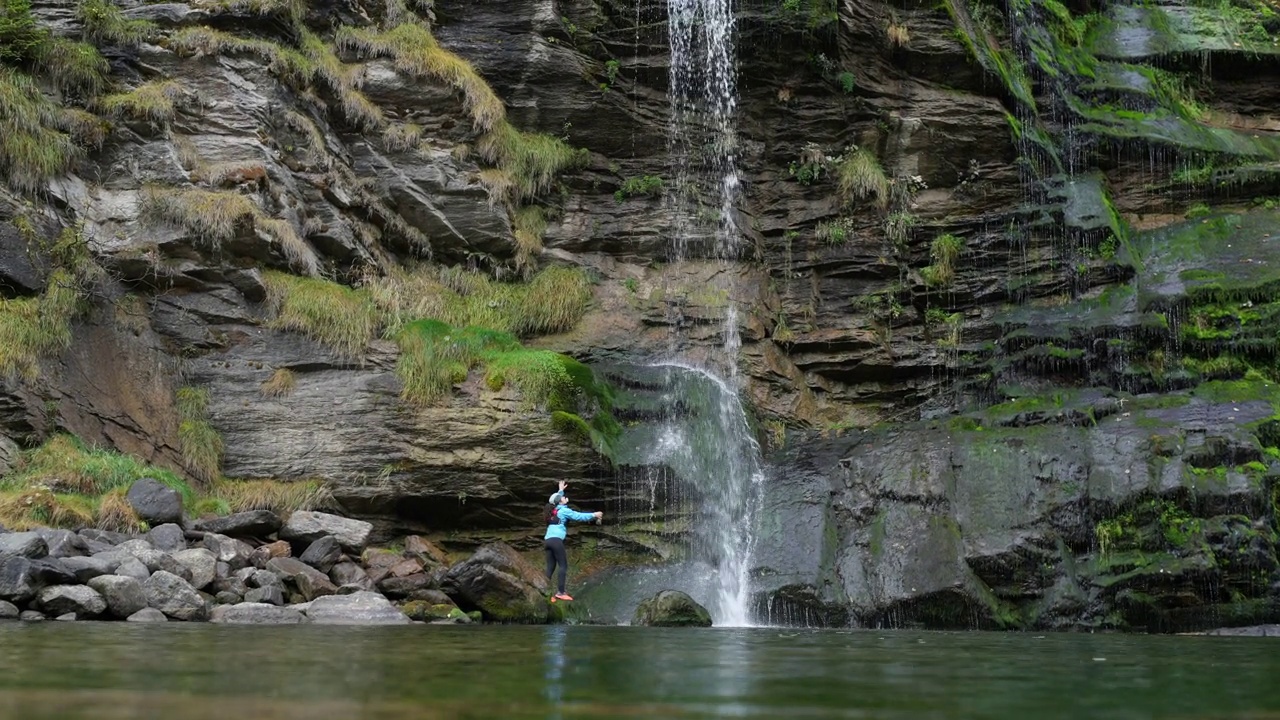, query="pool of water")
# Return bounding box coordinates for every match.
[0,623,1277,719]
